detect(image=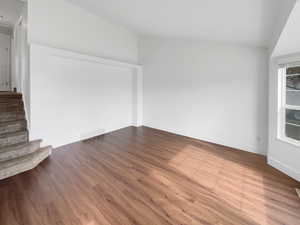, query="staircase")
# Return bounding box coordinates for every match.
[0,92,51,180]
